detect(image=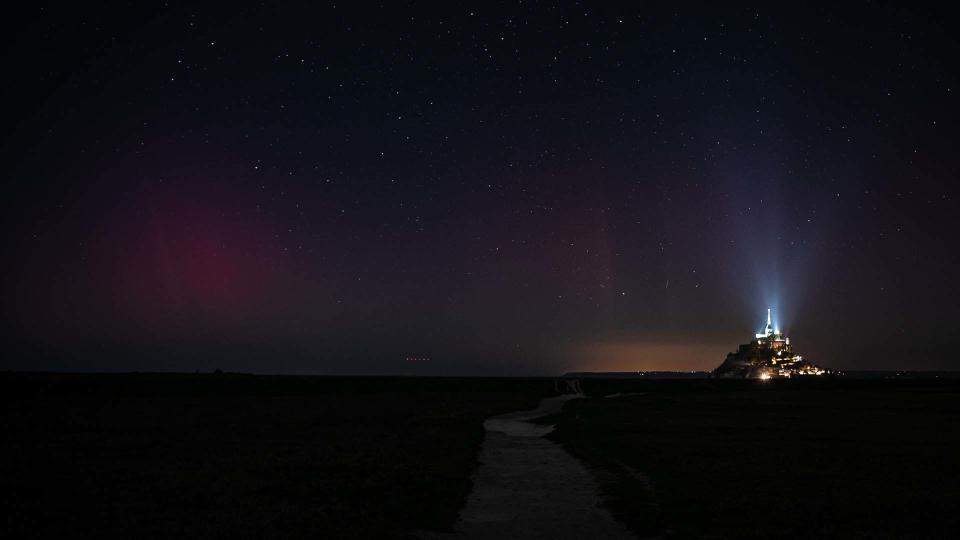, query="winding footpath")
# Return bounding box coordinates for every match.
[440,394,635,539]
